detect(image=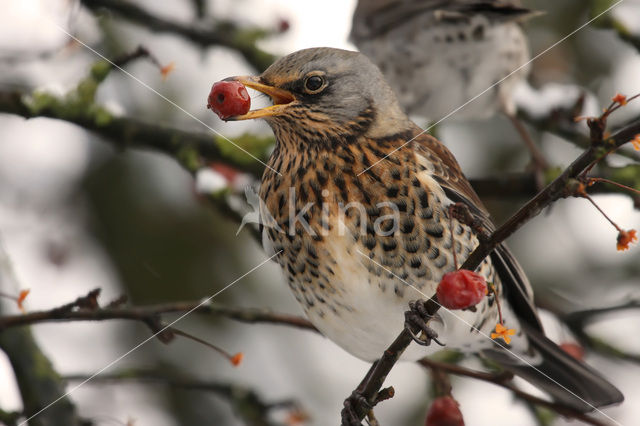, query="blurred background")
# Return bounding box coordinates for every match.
[0,0,639,425]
